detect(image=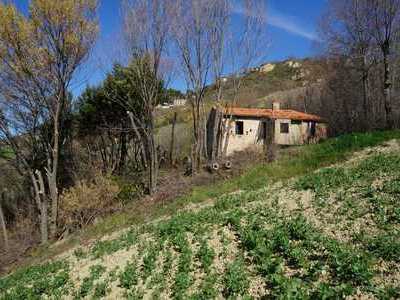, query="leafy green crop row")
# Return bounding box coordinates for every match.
[2,131,400,299]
